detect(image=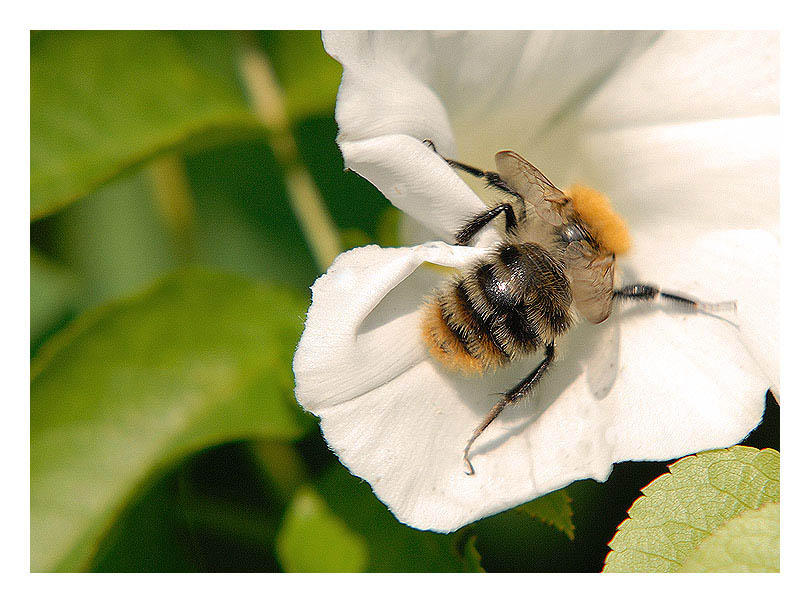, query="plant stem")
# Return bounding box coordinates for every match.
[238,41,342,272]
[148,153,196,264]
